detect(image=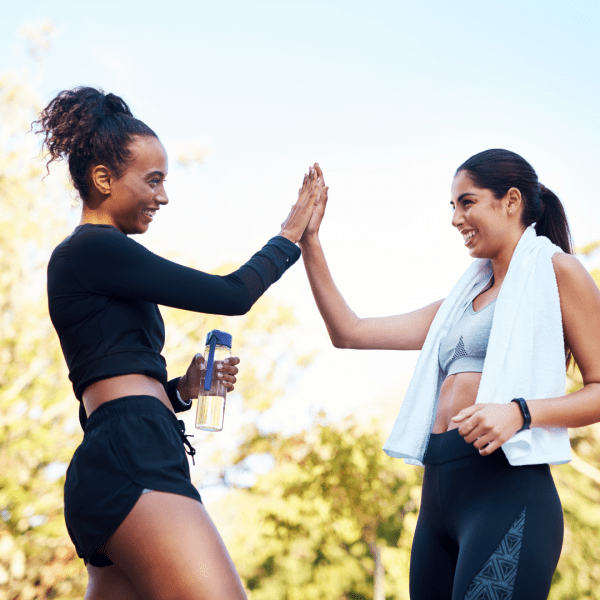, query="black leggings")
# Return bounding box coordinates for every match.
[410,429,563,600]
